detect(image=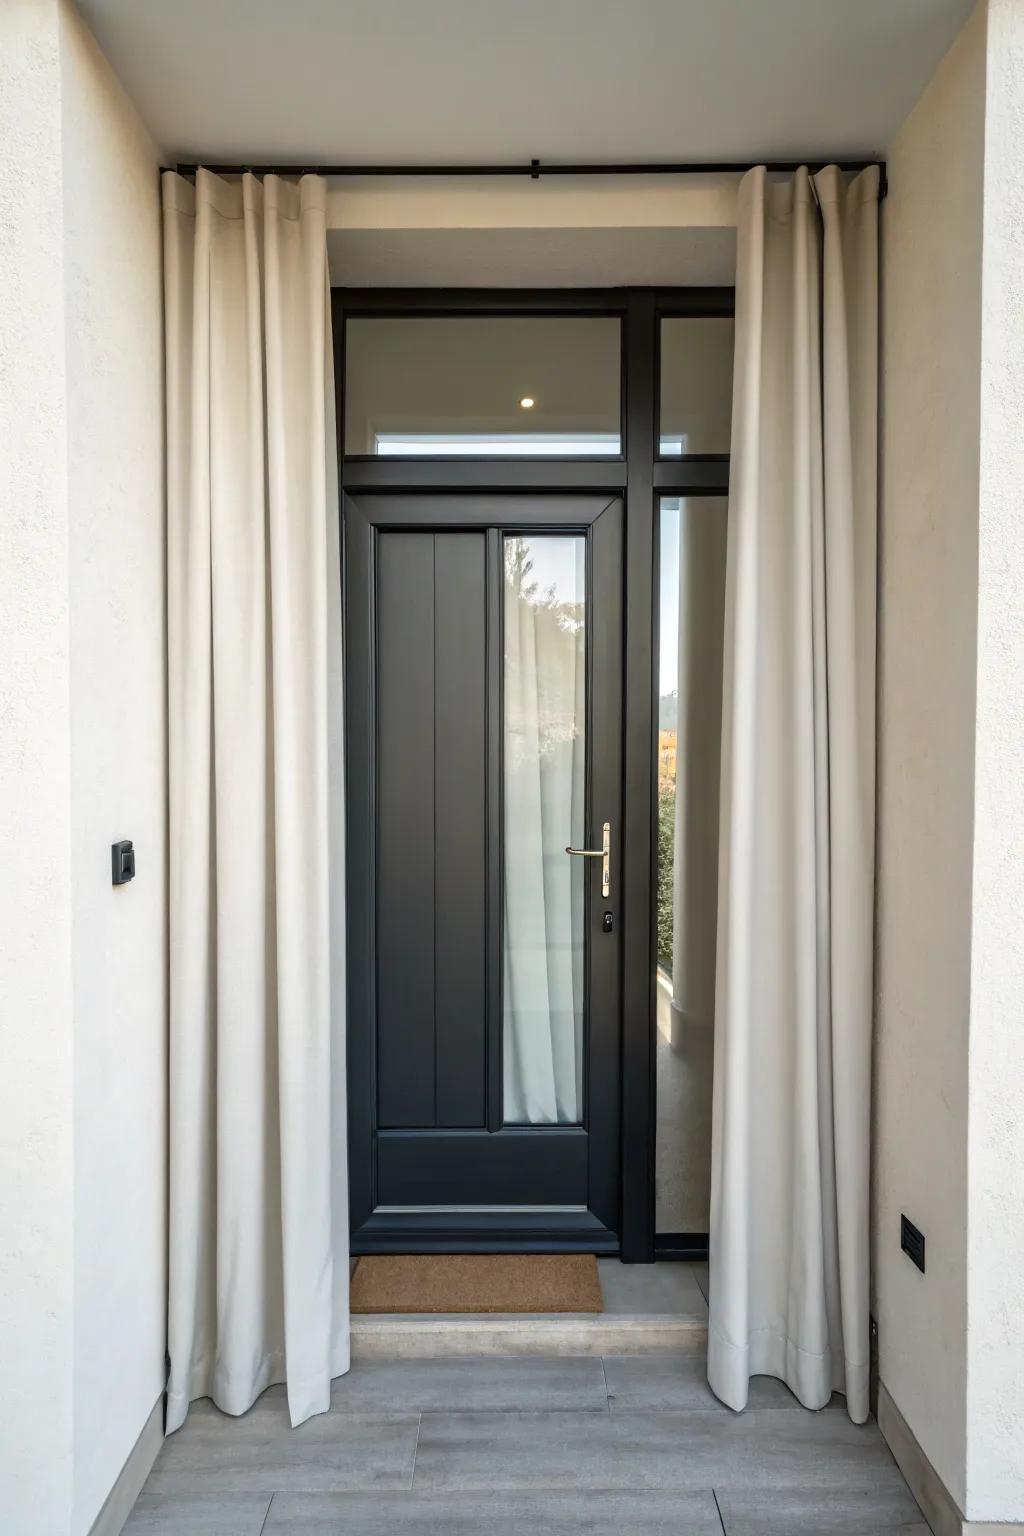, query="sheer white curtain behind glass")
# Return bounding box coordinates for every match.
[163,169,348,1433]
[503,535,586,1124]
[709,166,878,1422]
